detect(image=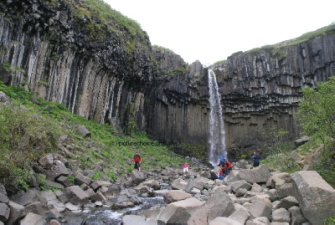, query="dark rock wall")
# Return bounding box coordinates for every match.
[210,37,335,149]
[0,0,154,133]
[1,0,335,155]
